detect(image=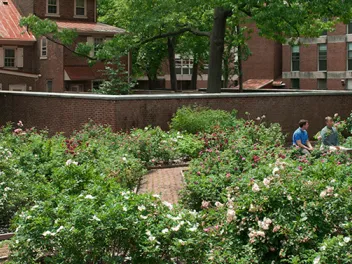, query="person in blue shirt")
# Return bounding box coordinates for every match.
[293,119,314,155]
